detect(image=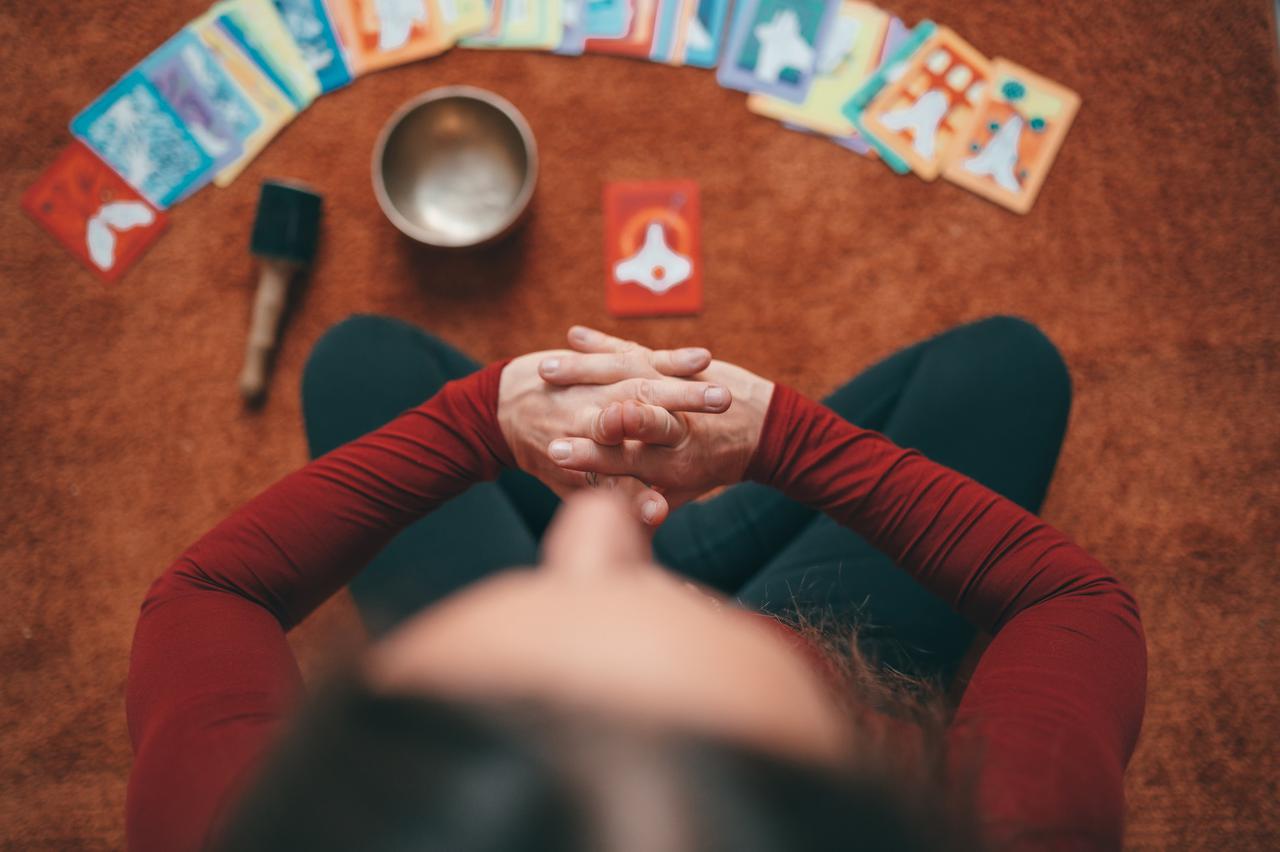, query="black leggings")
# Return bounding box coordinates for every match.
[302,315,1071,679]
